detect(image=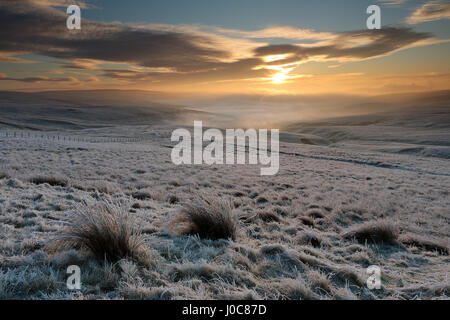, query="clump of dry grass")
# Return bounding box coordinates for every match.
[29,175,68,187]
[343,220,399,245]
[50,200,145,262]
[258,211,281,222]
[296,231,323,248]
[167,195,179,204]
[401,282,450,299]
[175,196,237,240]
[275,277,318,300]
[131,191,152,200]
[86,181,120,194]
[306,208,325,219]
[334,266,365,287]
[256,196,269,205]
[0,170,12,179]
[400,234,449,255]
[298,216,315,227]
[307,269,334,295]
